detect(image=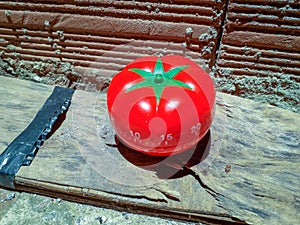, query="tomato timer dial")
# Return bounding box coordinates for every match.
[107,55,215,156]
